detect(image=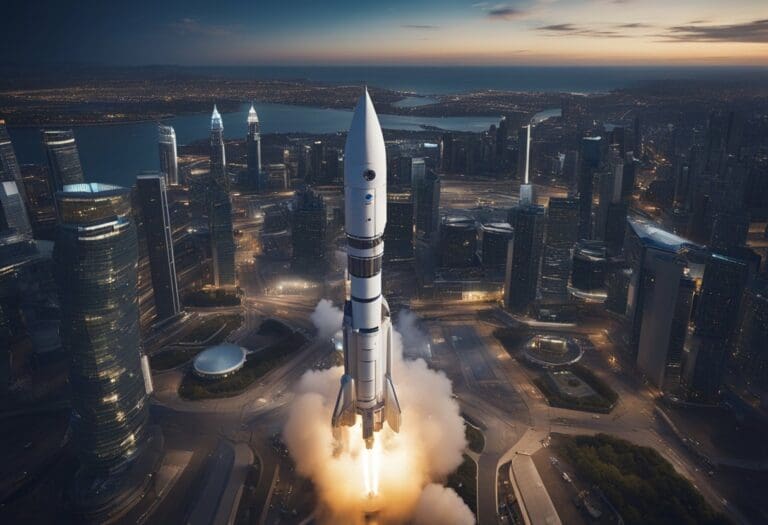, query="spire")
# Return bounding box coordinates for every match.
[247,102,259,124]
[211,104,223,131]
[344,87,385,176]
[524,124,531,184]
